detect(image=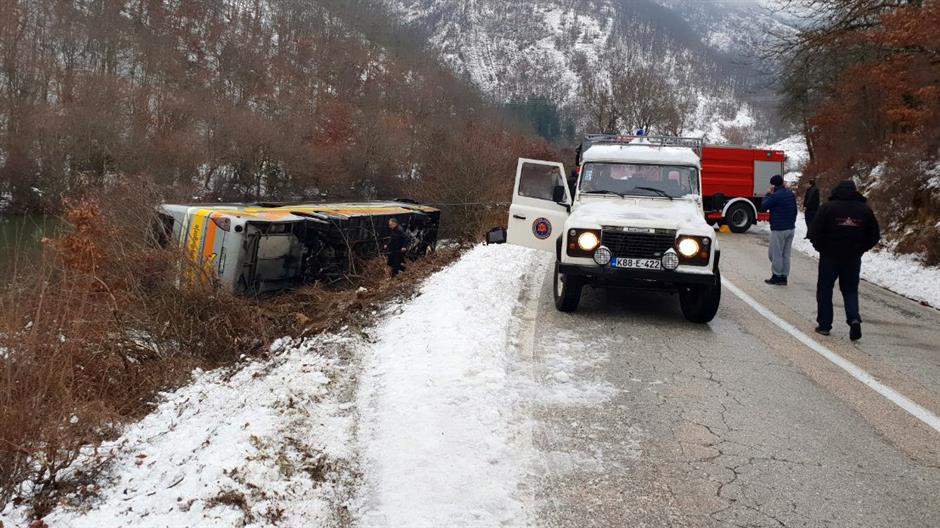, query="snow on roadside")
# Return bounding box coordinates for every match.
[2,244,549,528]
[1,335,360,528]
[356,244,541,527]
